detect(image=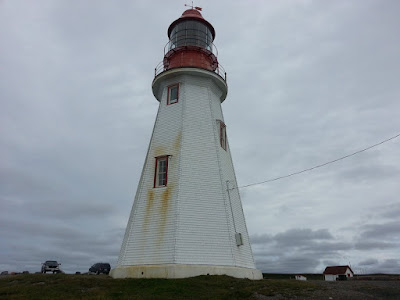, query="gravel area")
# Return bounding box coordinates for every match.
[255,280,400,300]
